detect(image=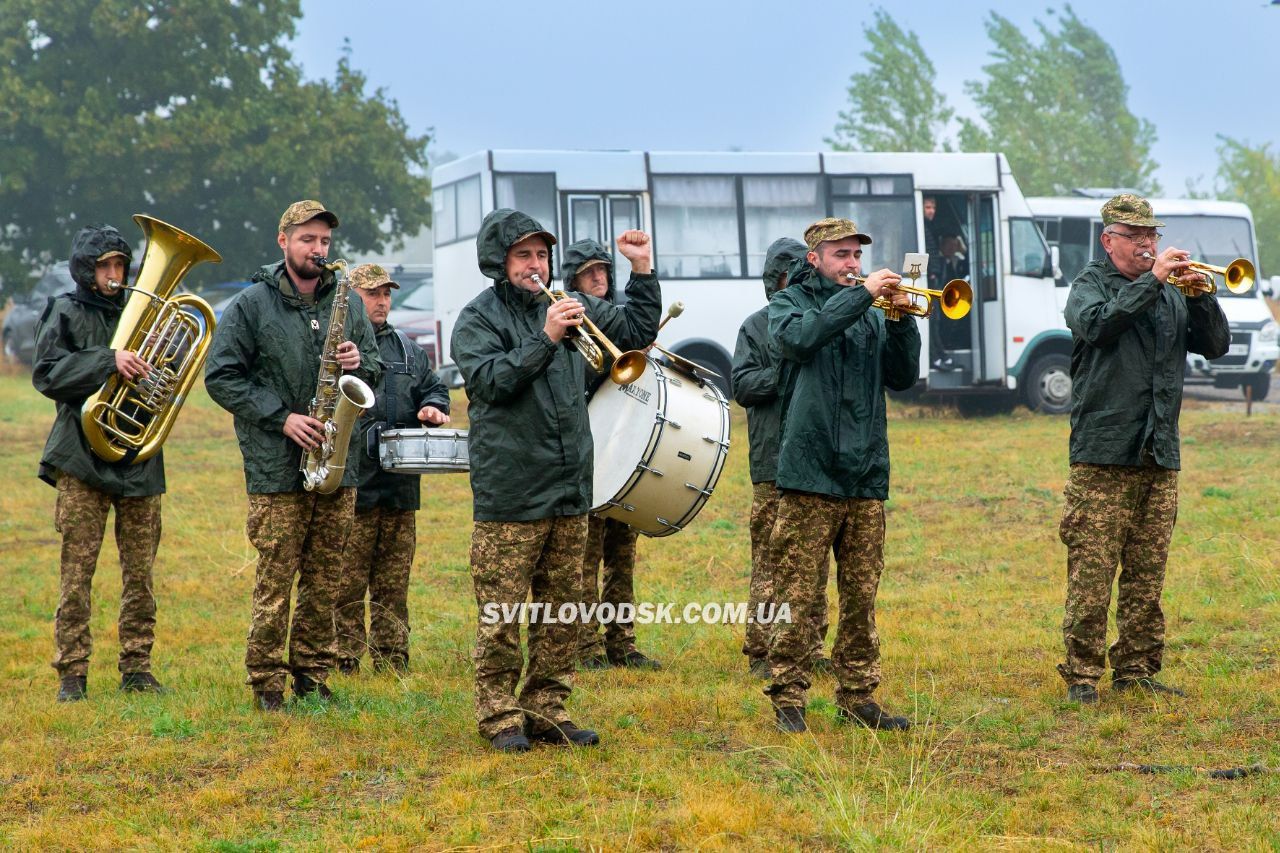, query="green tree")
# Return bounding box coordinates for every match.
[1215,137,1280,277]
[958,5,1158,196]
[827,10,953,152]
[0,1,431,296]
